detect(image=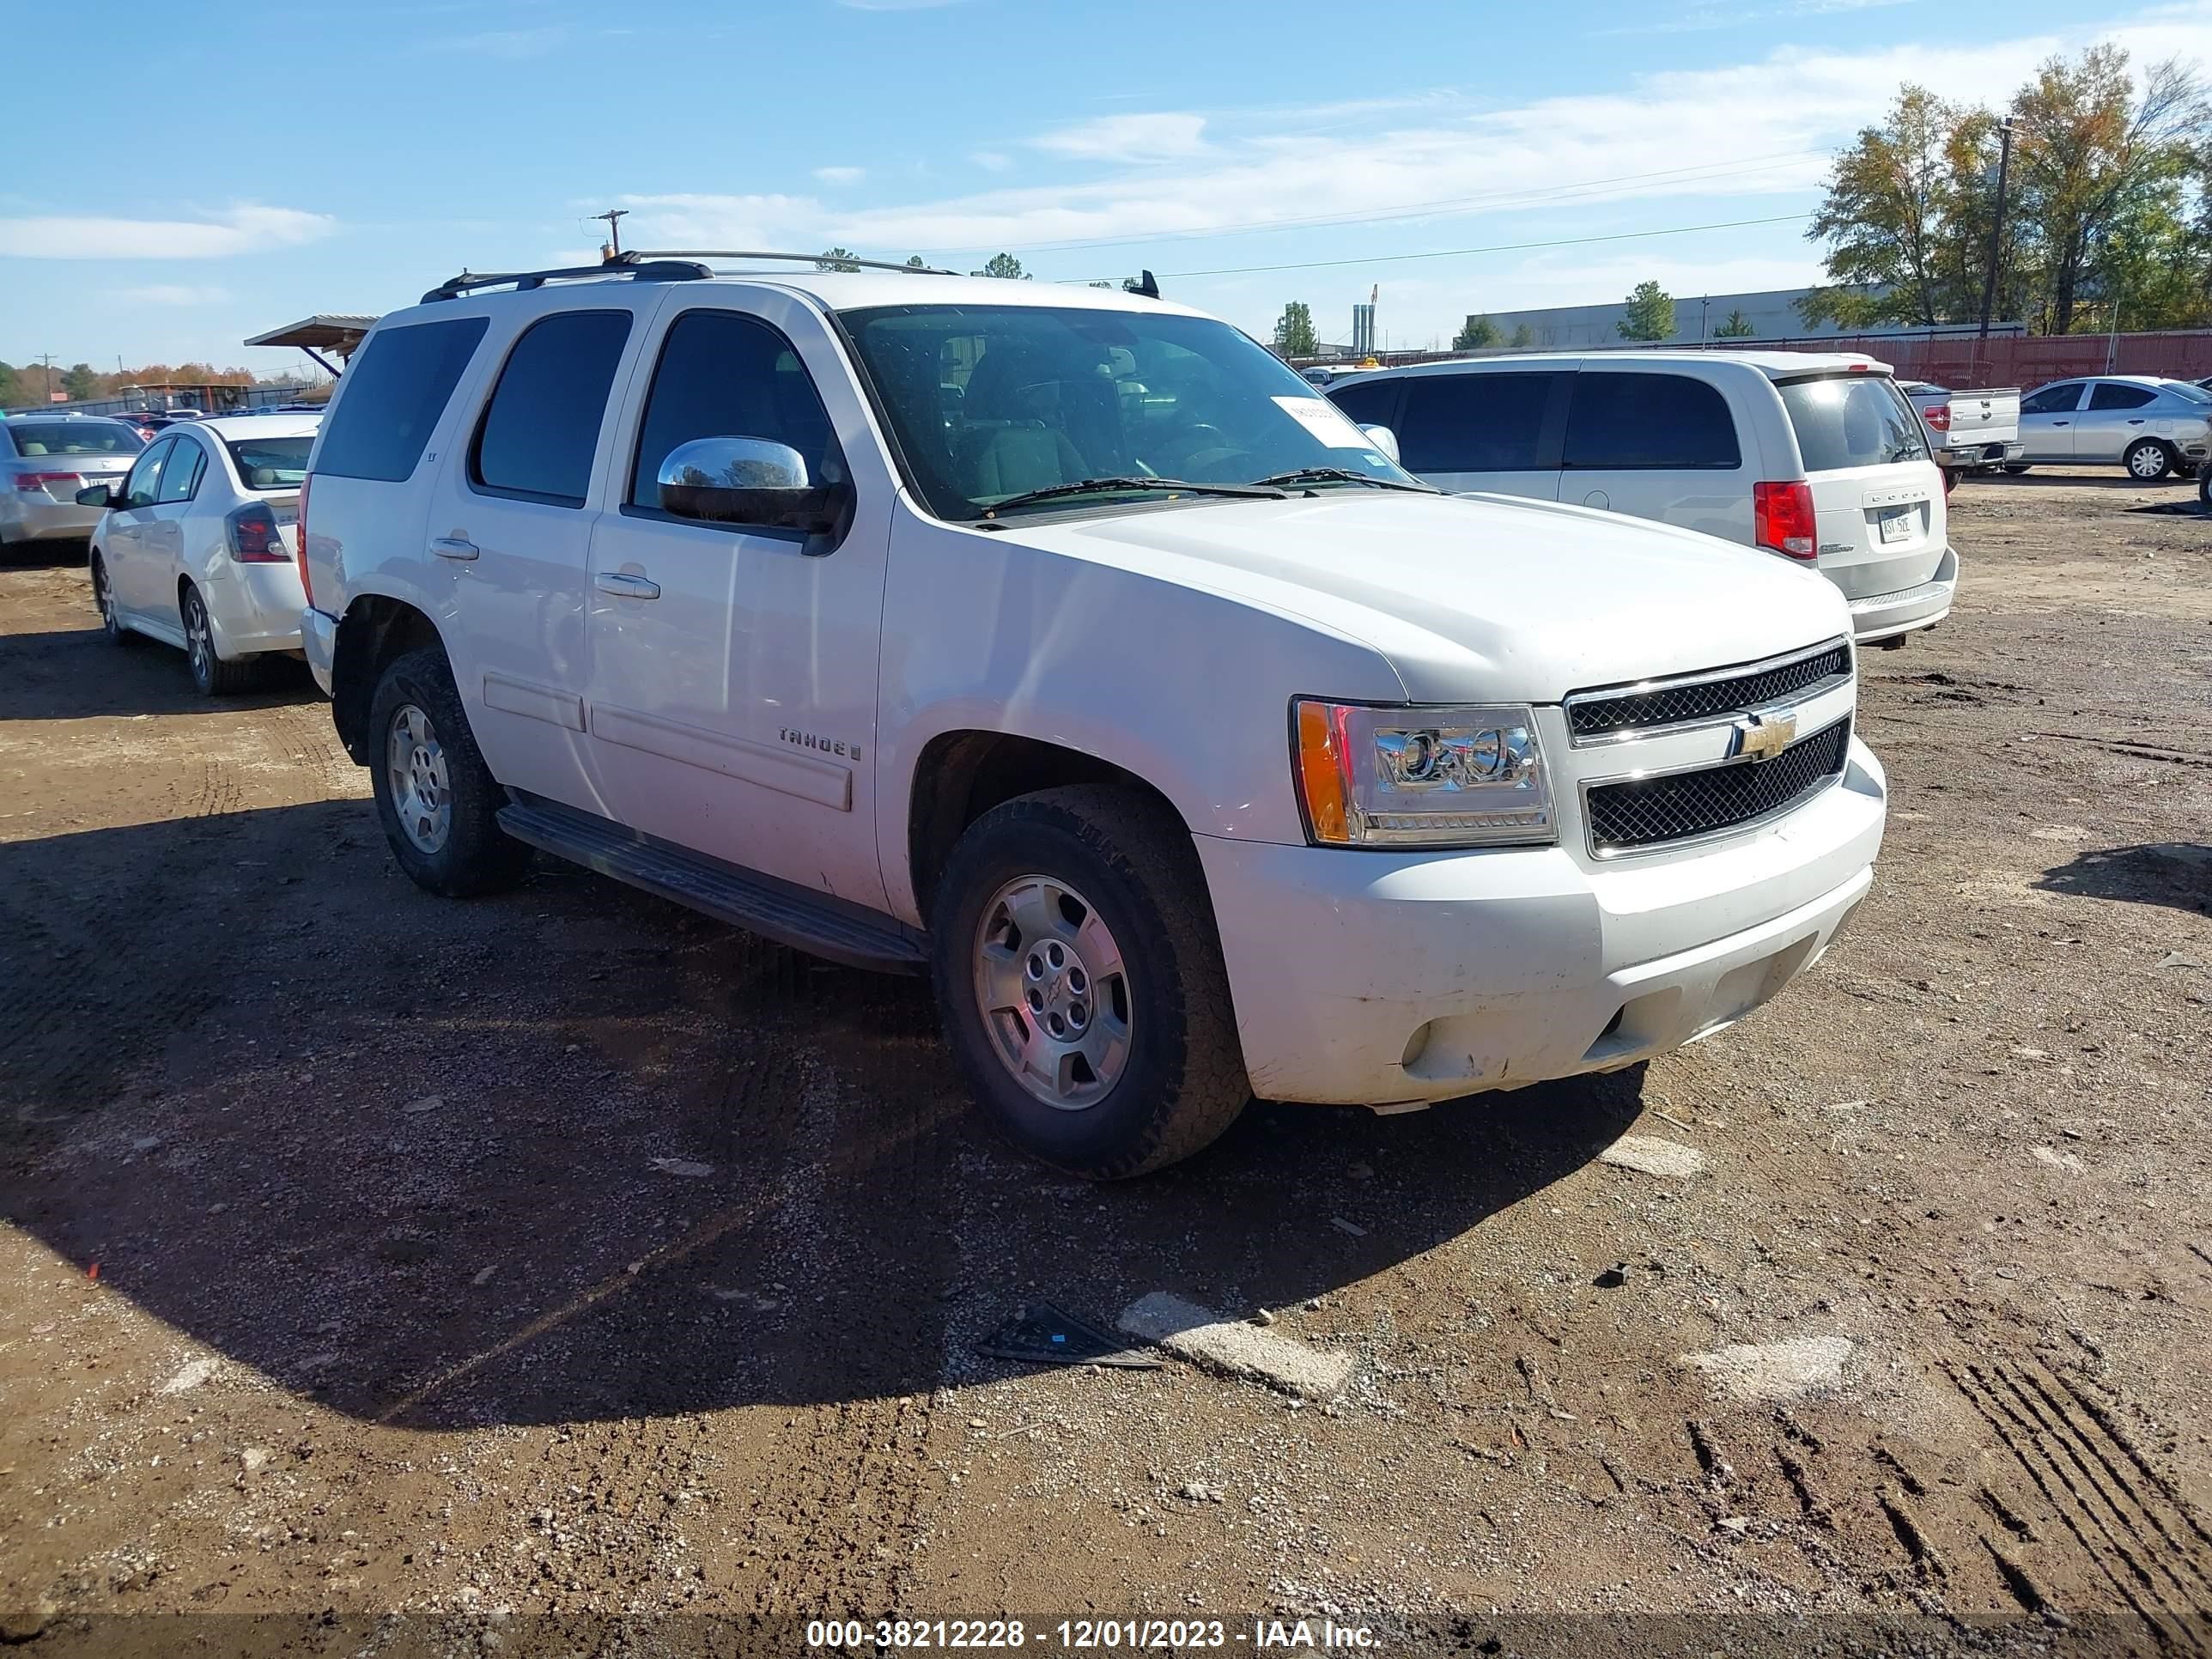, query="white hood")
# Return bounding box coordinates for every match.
[1010,490,1852,704]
